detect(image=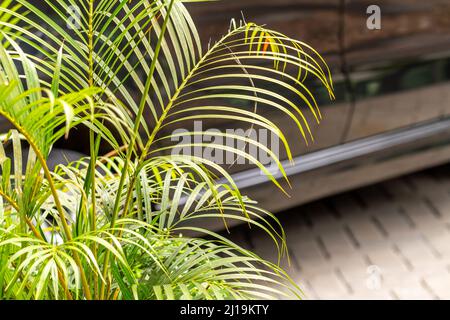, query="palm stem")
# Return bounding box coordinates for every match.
[87,0,99,300]
[110,0,175,226]
[100,0,176,299]
[0,110,92,299]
